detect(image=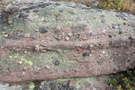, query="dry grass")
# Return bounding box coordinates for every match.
[99,0,135,14]
[0,0,135,14]
[56,0,135,14]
